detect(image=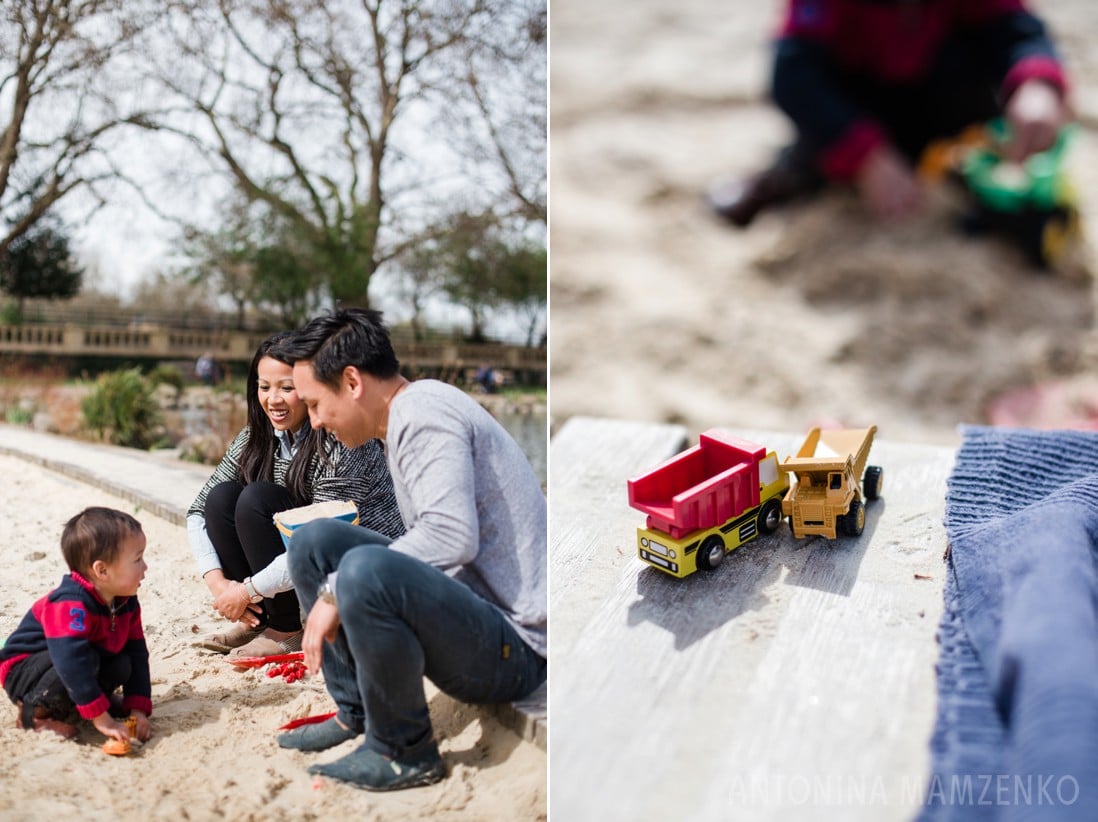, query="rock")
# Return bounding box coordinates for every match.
[31,411,56,433]
[154,383,181,409]
[177,433,227,464]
